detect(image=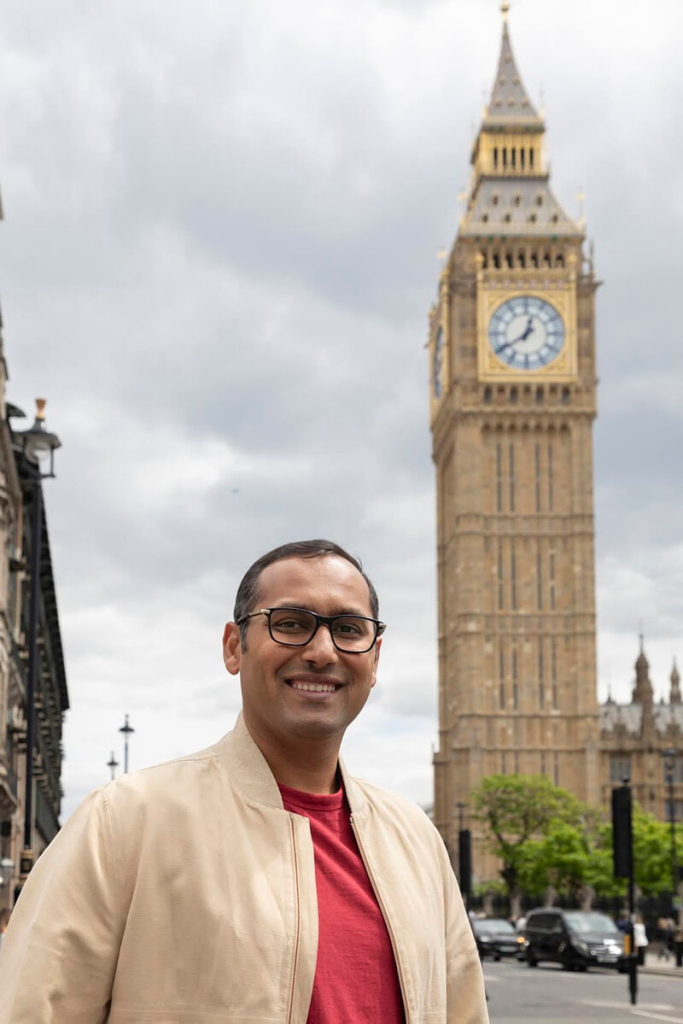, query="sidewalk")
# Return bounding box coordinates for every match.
[639,949,683,977]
